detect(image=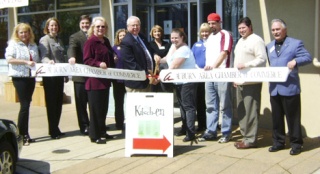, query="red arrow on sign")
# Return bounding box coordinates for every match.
[133,135,171,153]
